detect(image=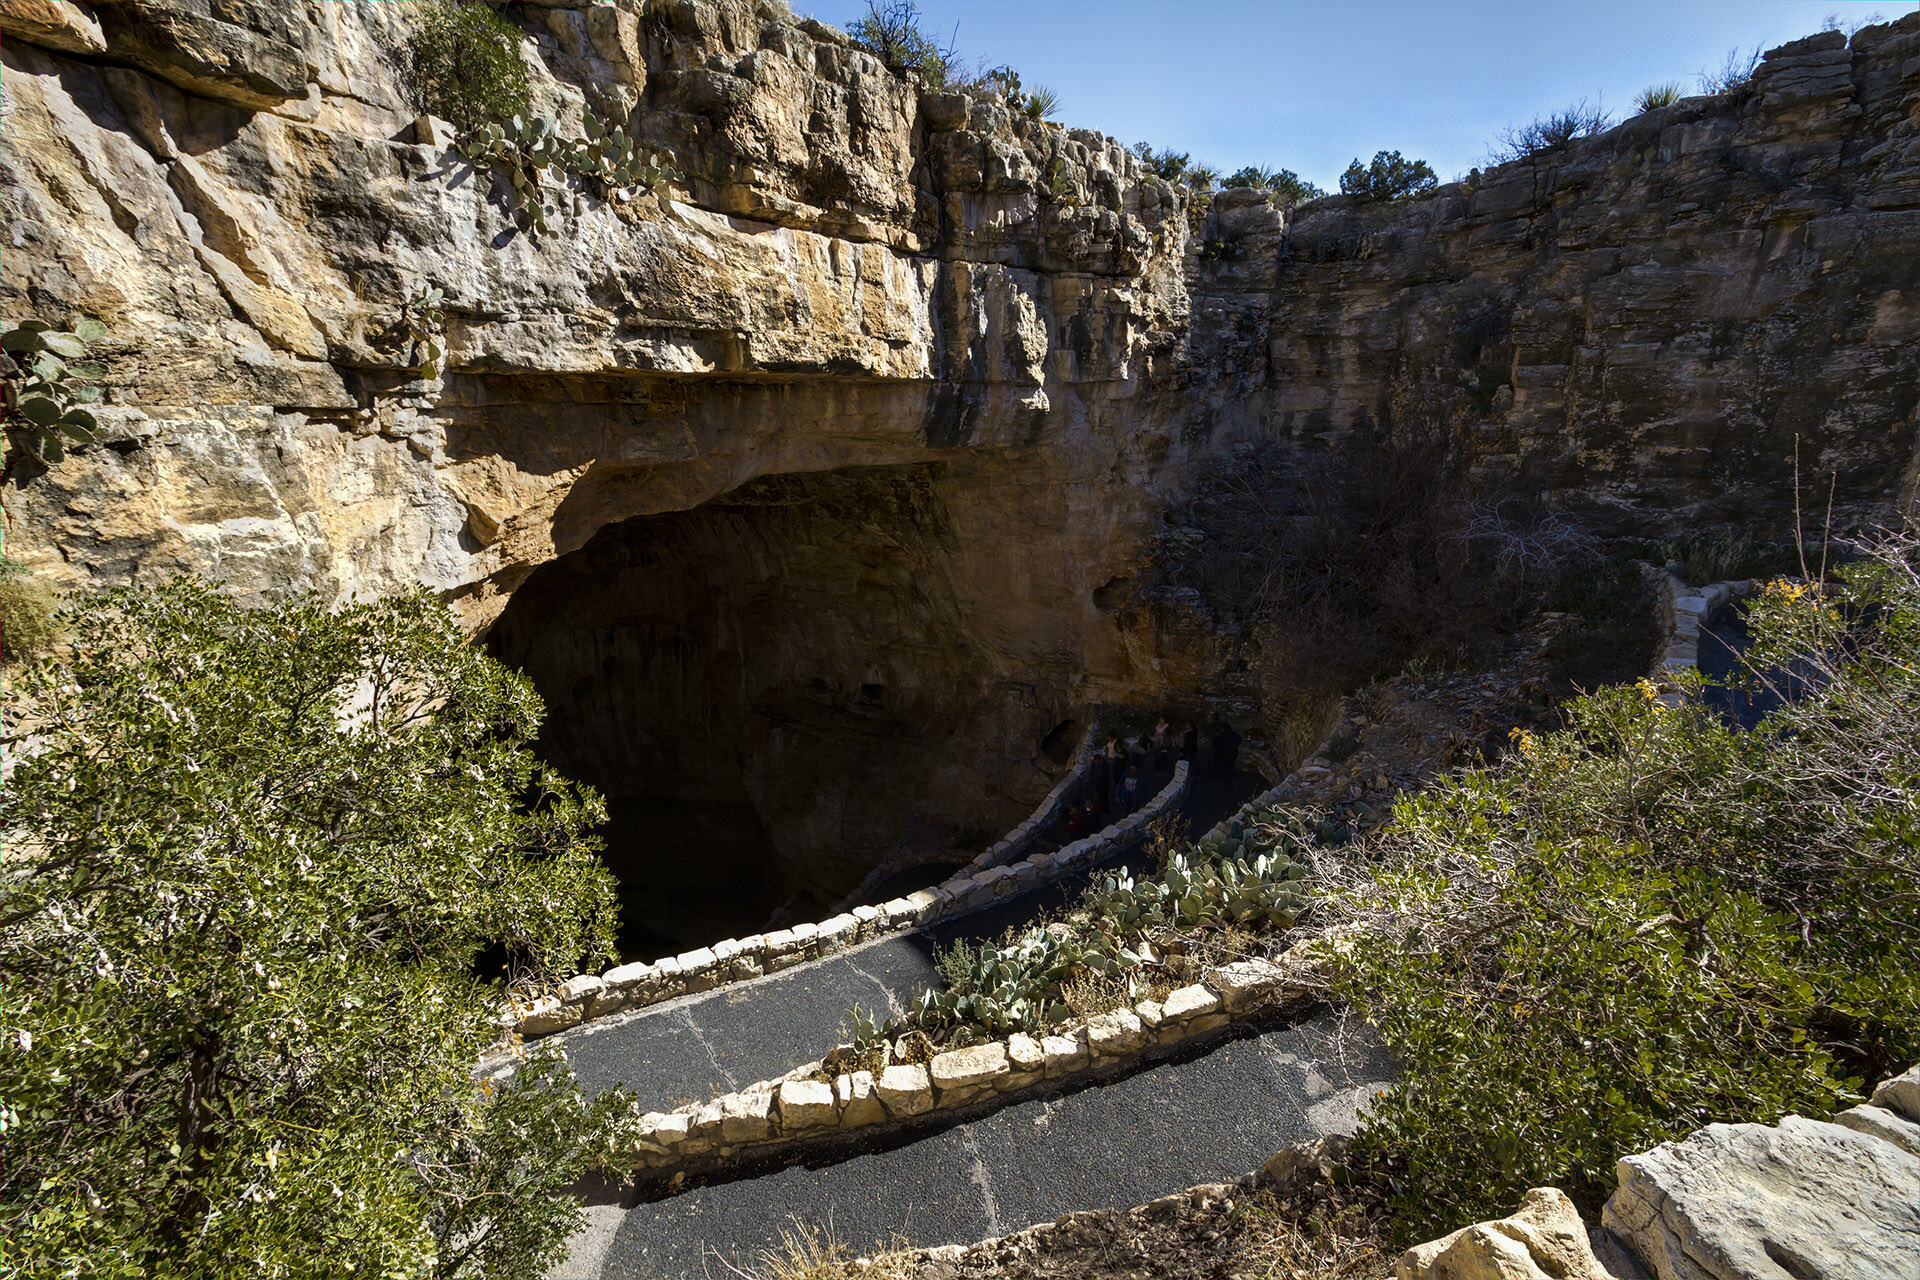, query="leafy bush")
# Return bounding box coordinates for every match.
[1489,99,1613,163]
[849,0,958,88]
[0,556,59,662]
[1338,151,1437,202]
[2,316,106,475]
[1131,142,1195,185]
[1634,82,1684,112]
[1325,537,1920,1241]
[1222,166,1326,208]
[410,0,531,133]
[0,581,634,1278]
